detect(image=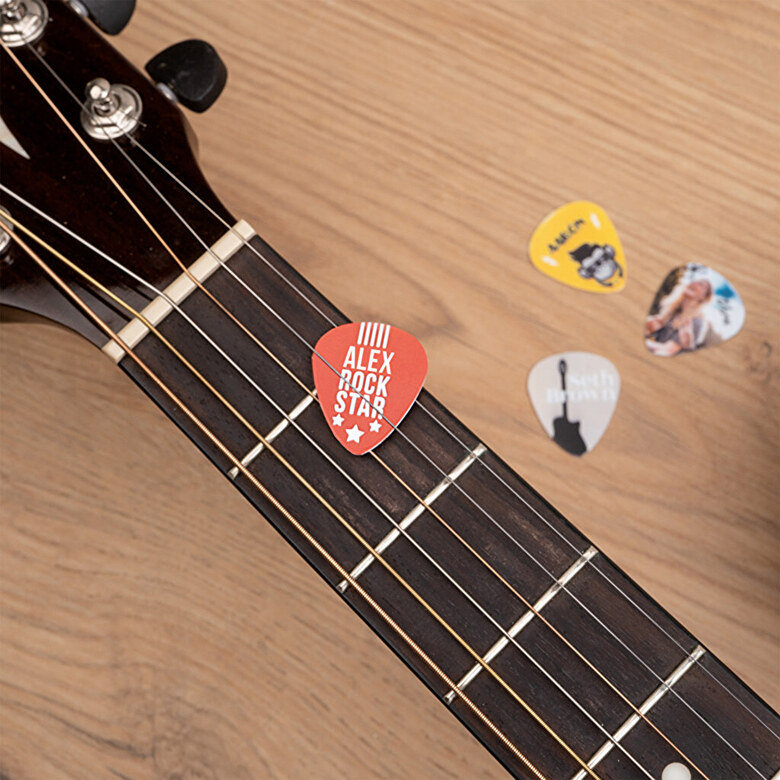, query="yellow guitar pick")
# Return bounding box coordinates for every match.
[528,201,626,293]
